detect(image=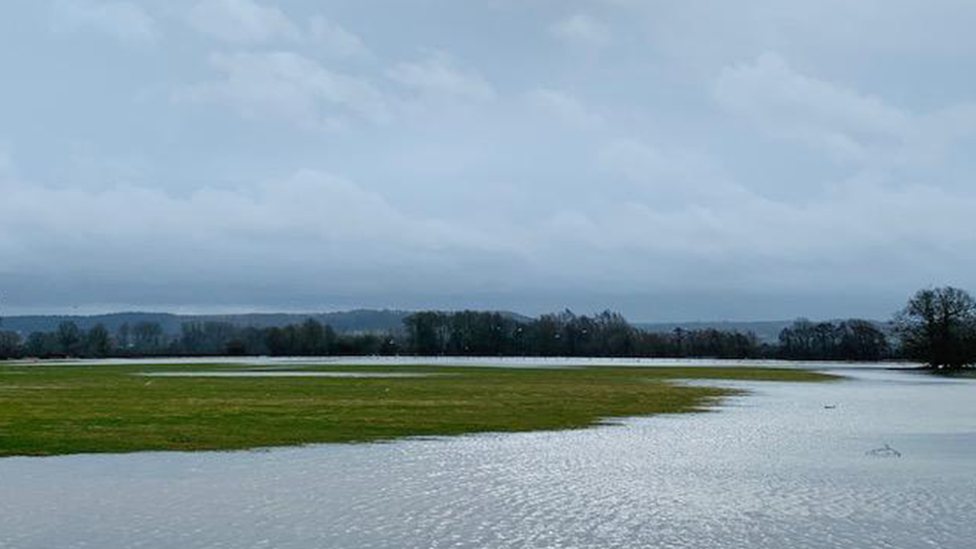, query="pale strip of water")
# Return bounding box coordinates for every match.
[9,356,922,370]
[136,372,444,378]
